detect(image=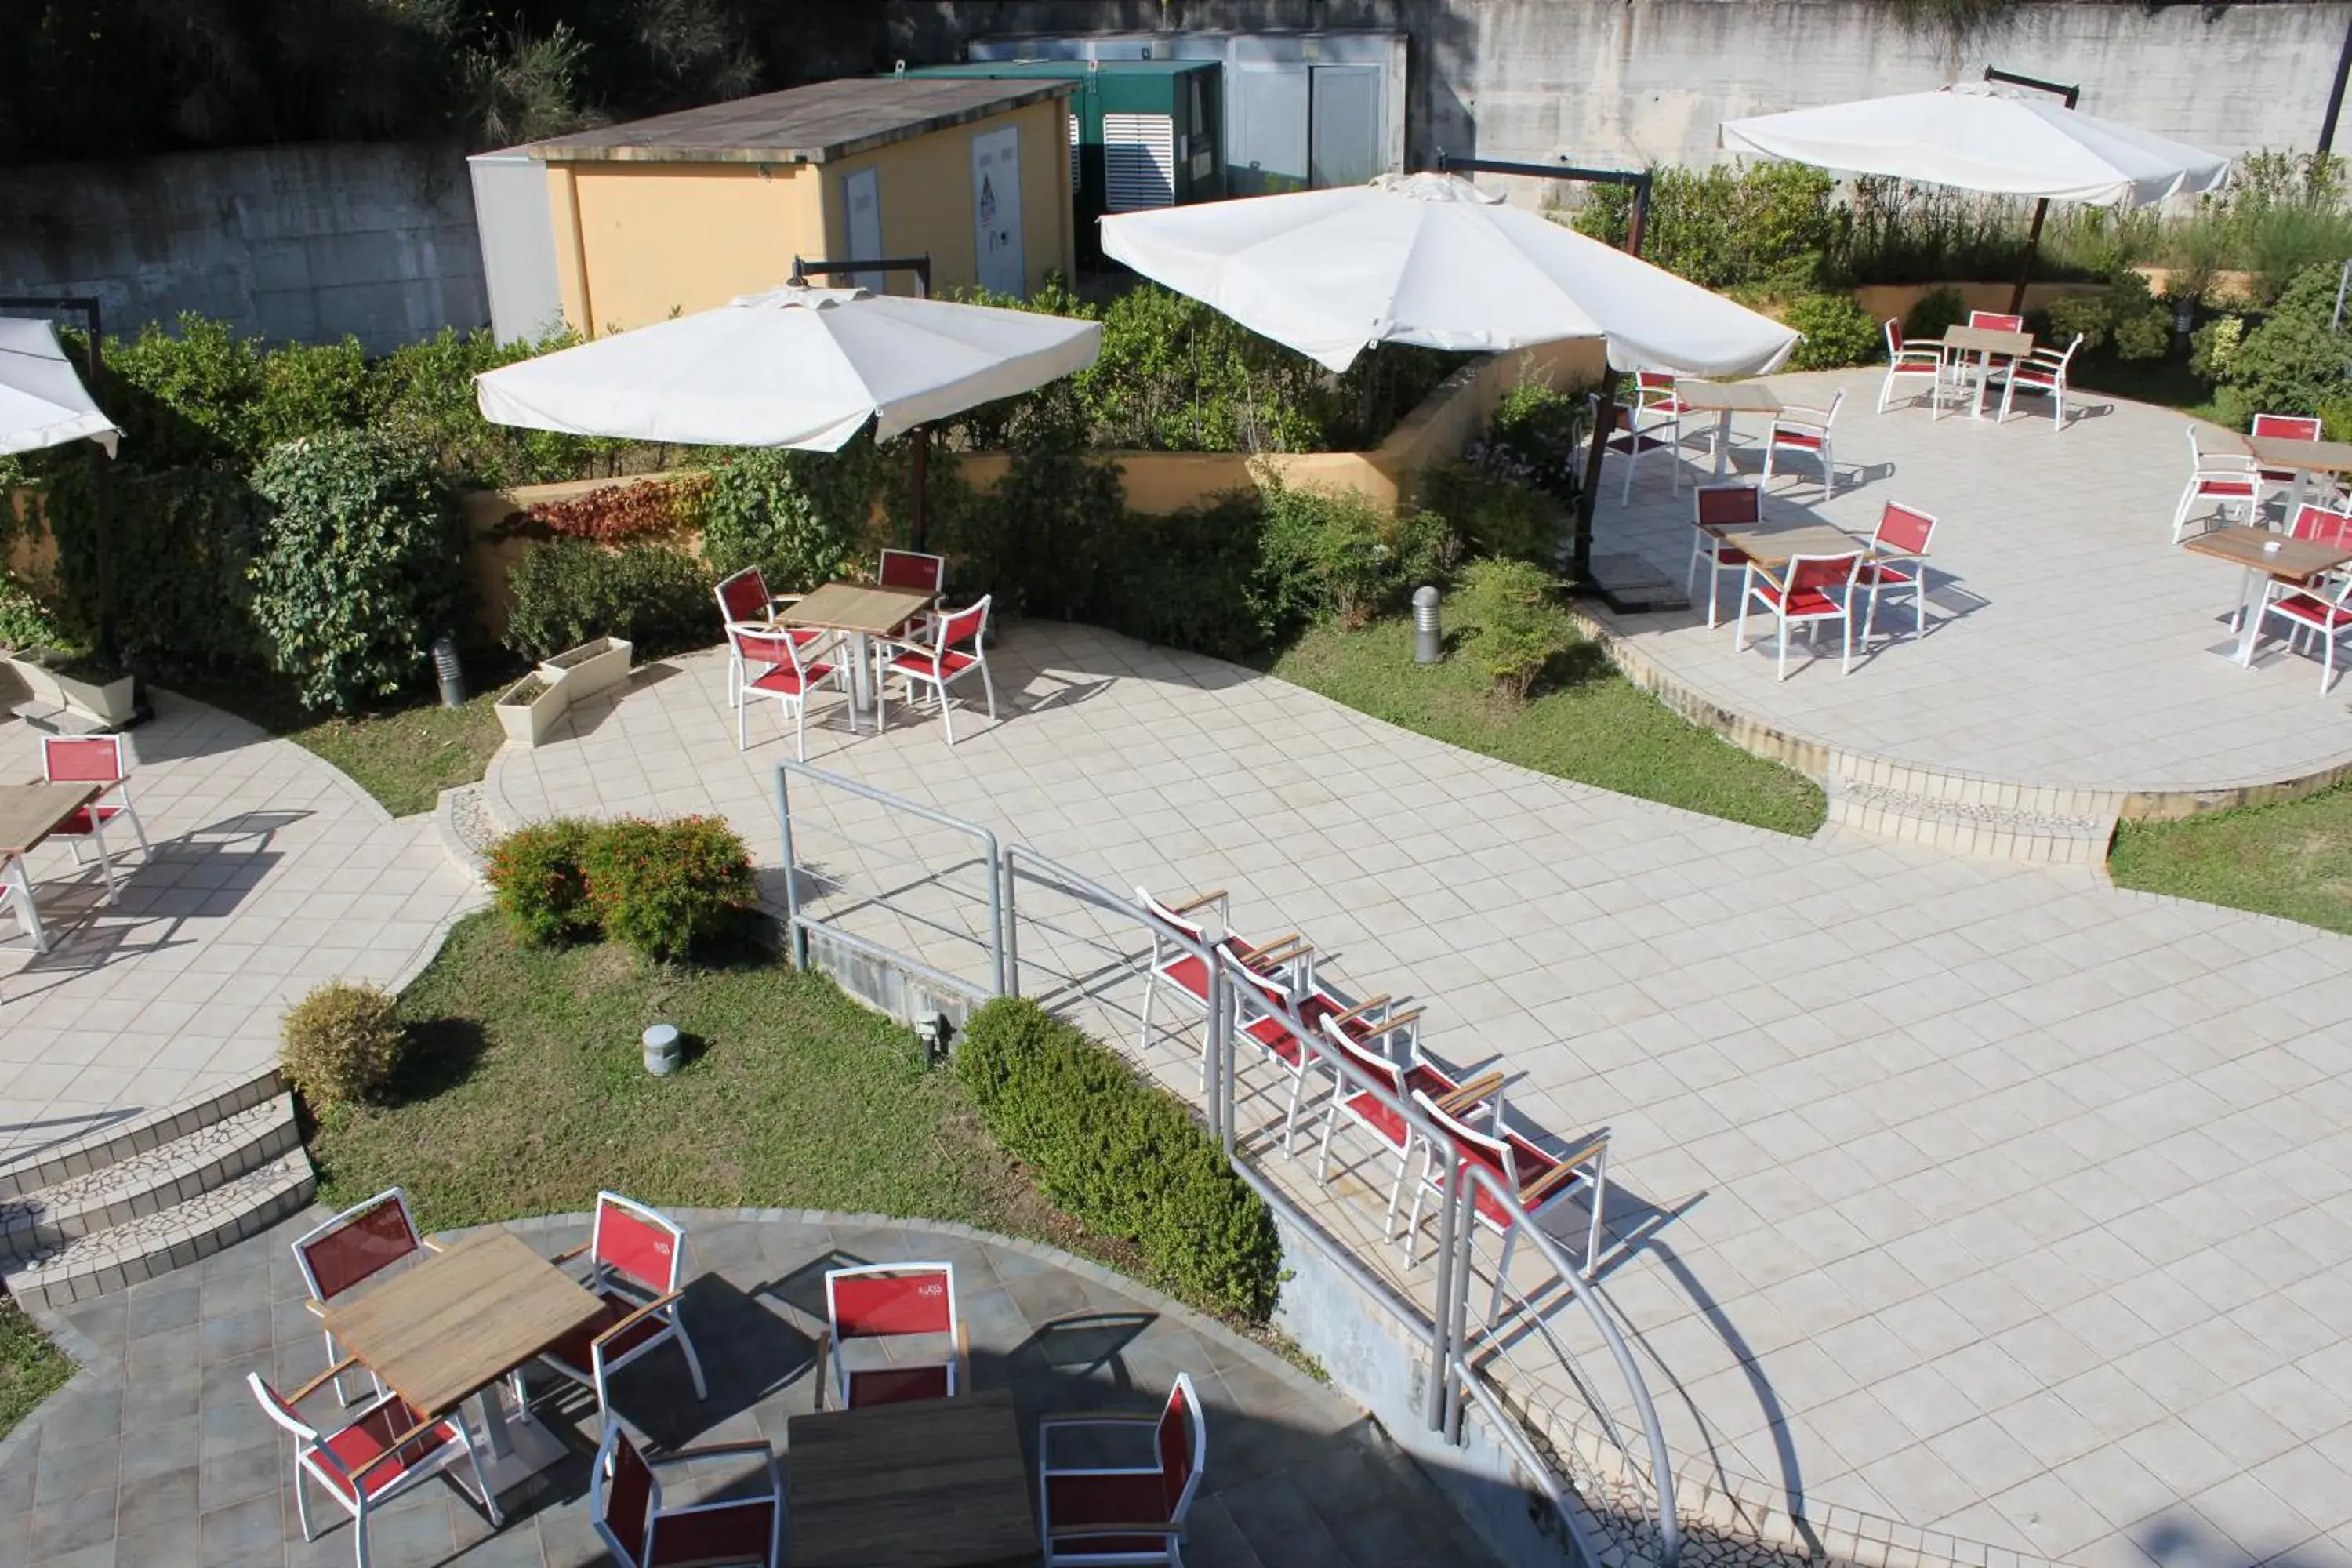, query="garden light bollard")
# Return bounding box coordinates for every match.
[642,1022,682,1076]
[432,634,466,708]
[1413,586,1443,664]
